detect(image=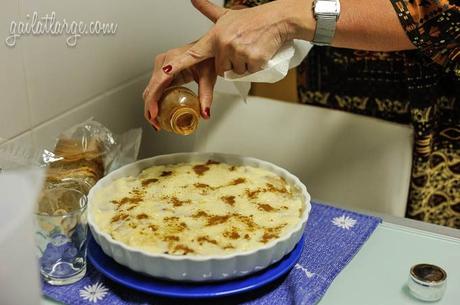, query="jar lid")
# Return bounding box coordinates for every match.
[410,263,447,286]
[408,264,447,302]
